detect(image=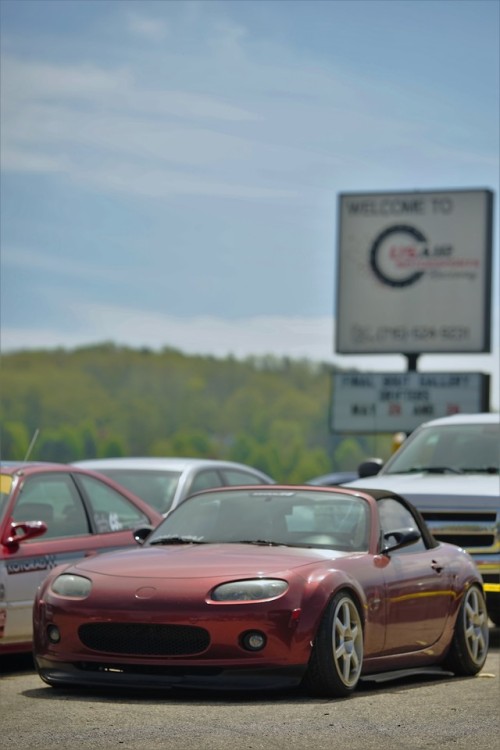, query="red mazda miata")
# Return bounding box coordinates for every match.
[33,485,489,697]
